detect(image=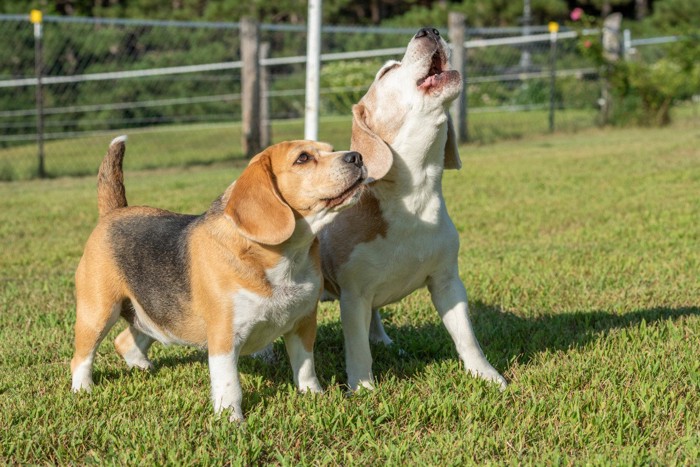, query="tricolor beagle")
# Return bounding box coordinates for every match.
[320,28,507,391]
[71,137,366,421]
